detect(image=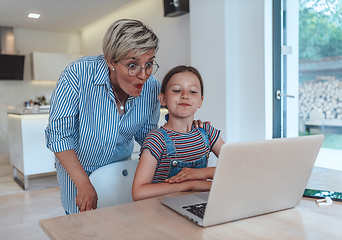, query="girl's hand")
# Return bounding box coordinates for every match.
[192,120,211,128]
[165,168,207,183]
[76,181,98,212]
